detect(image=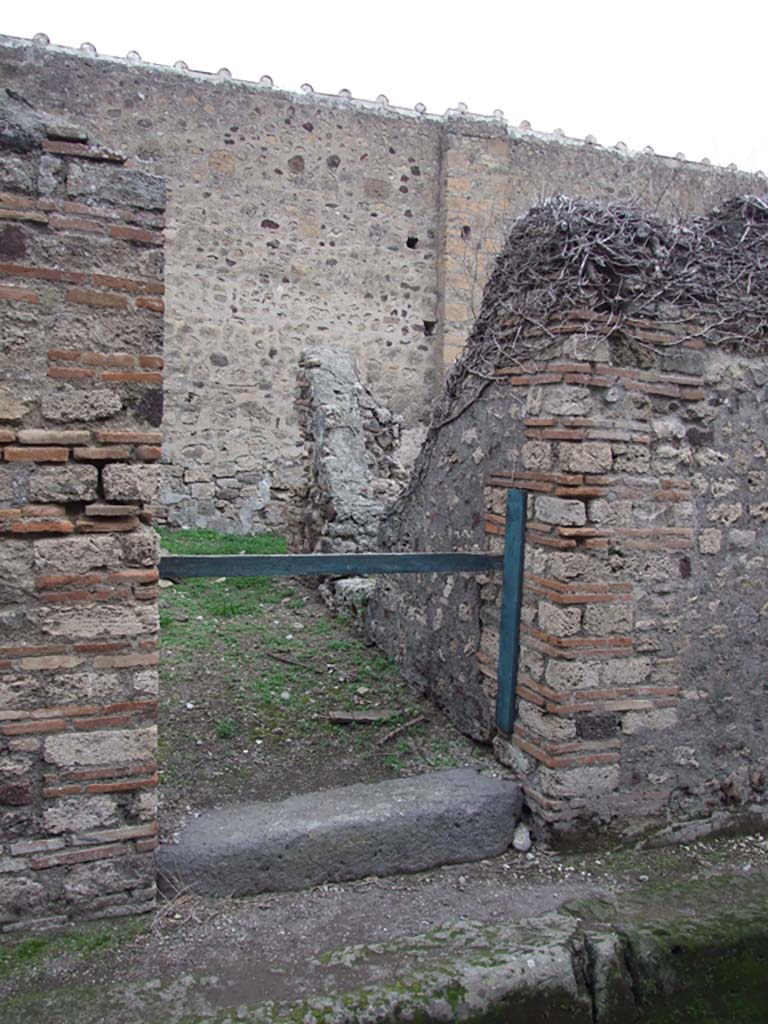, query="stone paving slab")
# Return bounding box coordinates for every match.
[158,768,522,896]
